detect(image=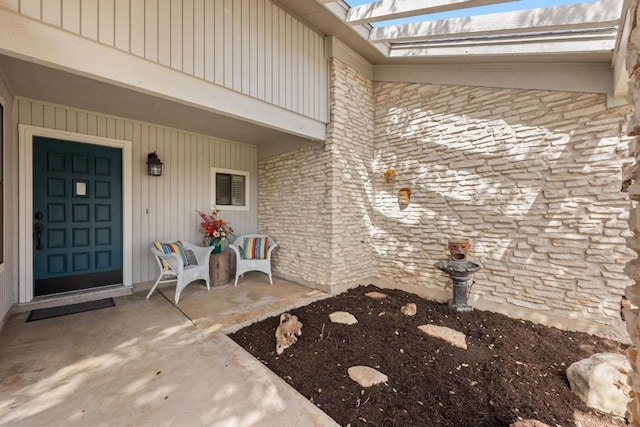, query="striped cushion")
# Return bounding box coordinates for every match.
[154,241,188,271]
[242,237,269,260]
